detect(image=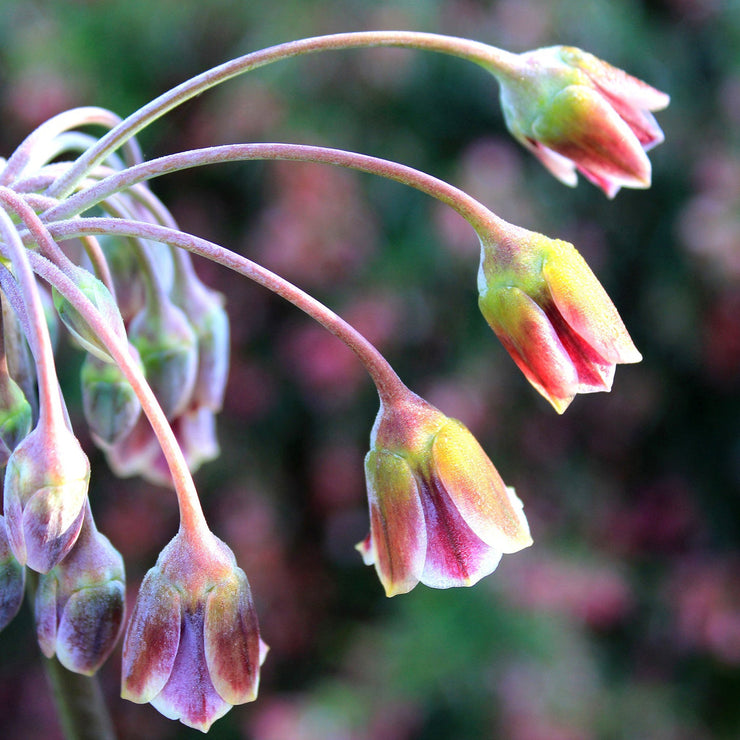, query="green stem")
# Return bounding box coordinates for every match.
[45,31,519,199]
[43,656,117,740]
